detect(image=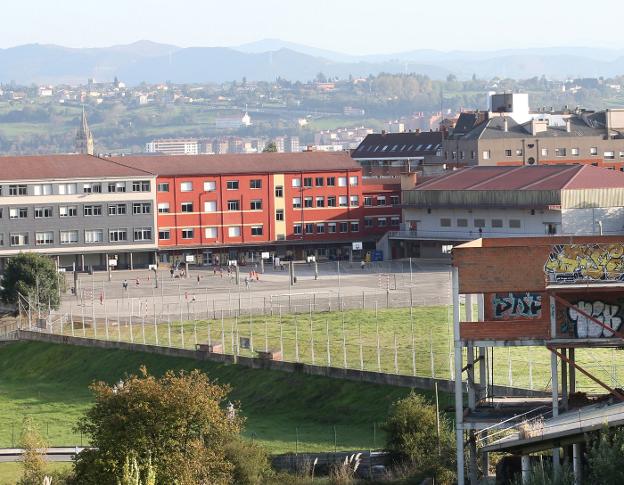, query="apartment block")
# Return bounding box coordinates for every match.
[0,155,158,270]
